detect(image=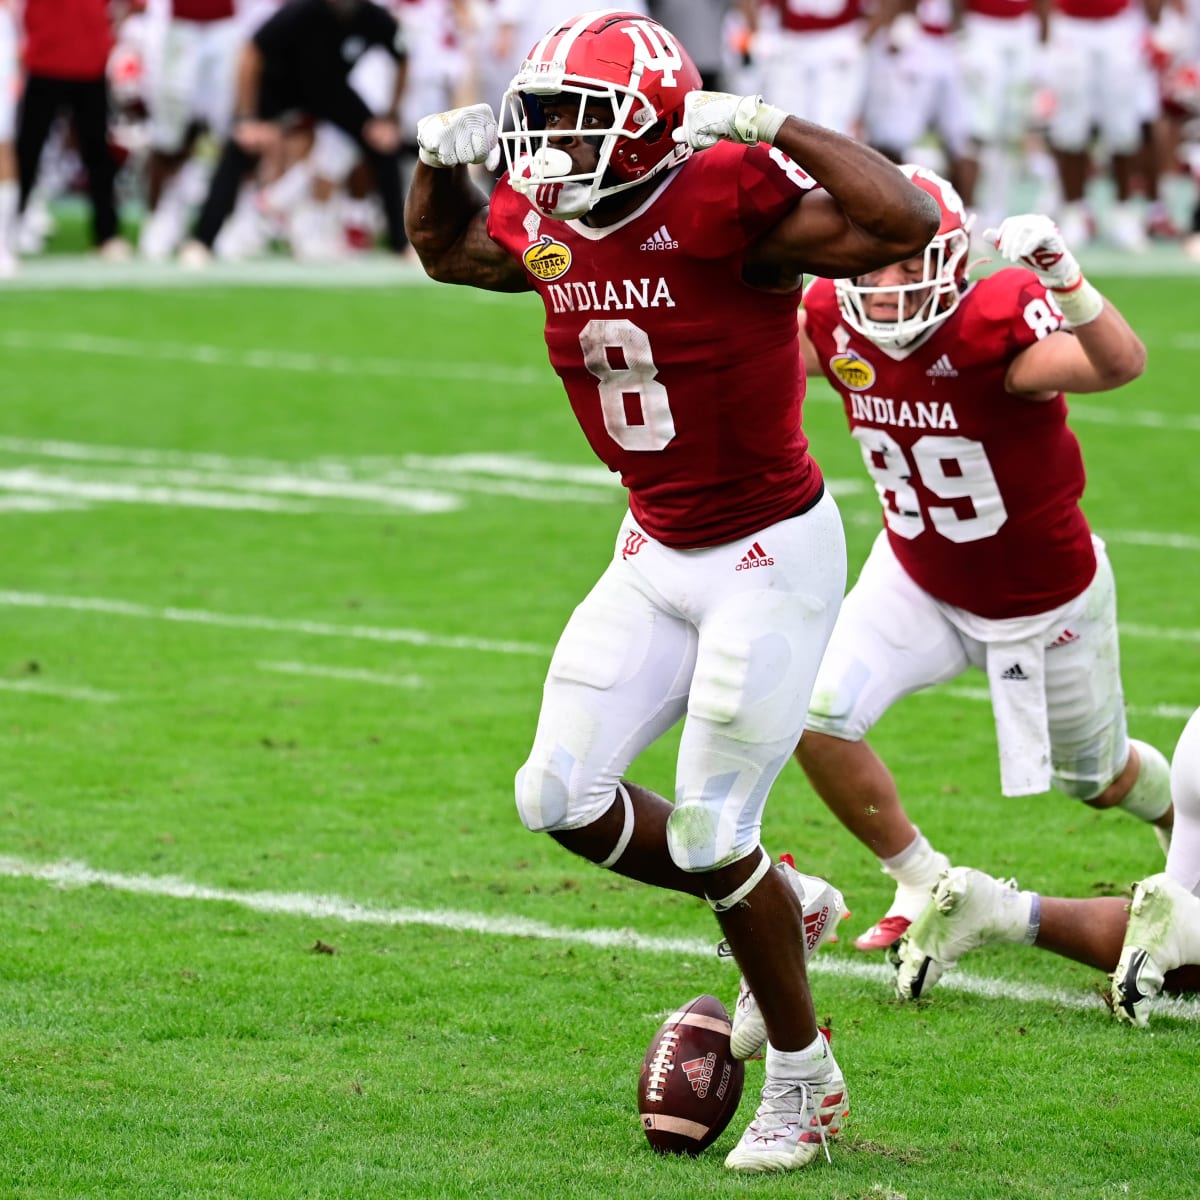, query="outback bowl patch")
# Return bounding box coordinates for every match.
[828,352,876,391]
[523,235,571,280]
